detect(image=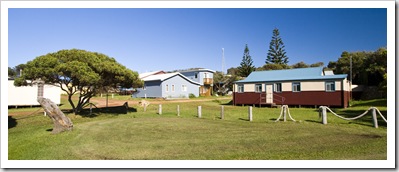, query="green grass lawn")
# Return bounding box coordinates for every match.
[8,98,387,160]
